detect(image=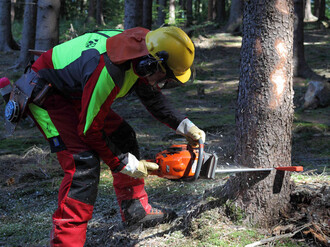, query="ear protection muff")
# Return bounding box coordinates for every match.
[135,56,159,77]
[135,51,169,77]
